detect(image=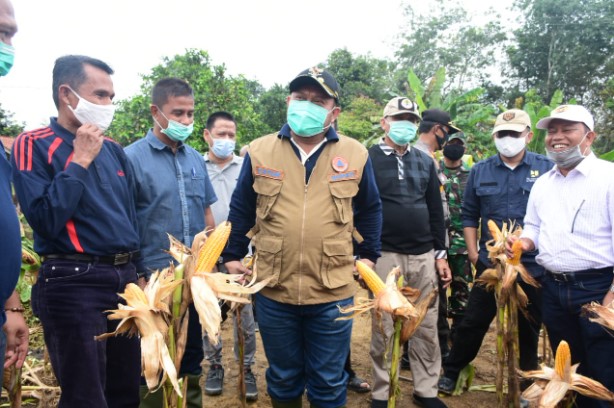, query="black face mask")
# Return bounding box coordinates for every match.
[443,144,465,161]
[436,128,449,149]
